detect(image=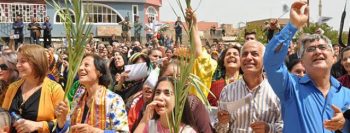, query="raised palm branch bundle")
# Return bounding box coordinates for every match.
[168,0,211,132]
[46,0,92,98]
